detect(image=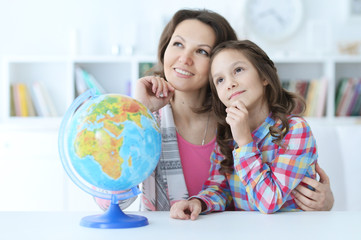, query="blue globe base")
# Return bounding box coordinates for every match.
[80,202,149,229]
